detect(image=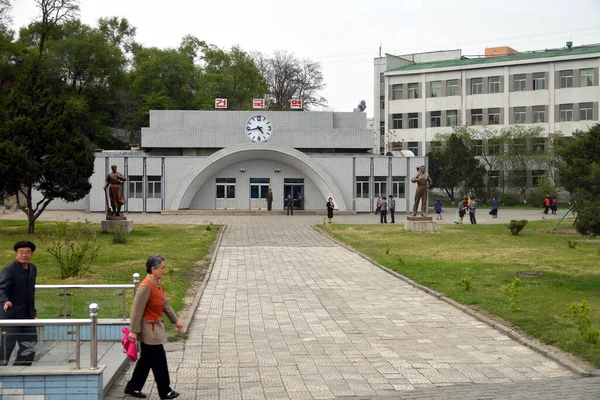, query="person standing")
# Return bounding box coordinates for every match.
[489,197,499,218]
[0,241,38,366]
[468,197,478,224]
[125,255,183,399]
[458,198,467,225]
[543,193,550,215]
[388,195,396,223]
[551,196,558,215]
[434,199,443,220]
[326,197,335,223]
[266,188,273,211]
[286,194,294,216]
[380,197,388,223]
[375,196,381,215]
[103,165,127,217]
